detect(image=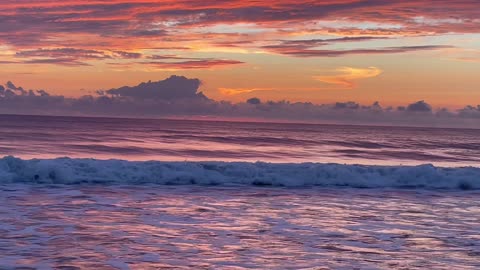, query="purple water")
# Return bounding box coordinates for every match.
[1,114,479,269]
[0,114,479,166]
